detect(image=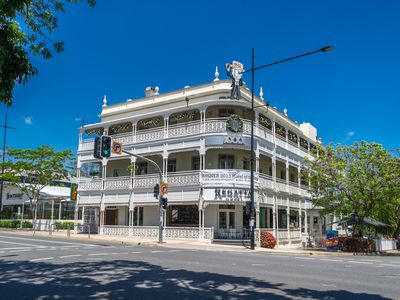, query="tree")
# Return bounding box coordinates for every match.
[0,146,75,220]
[305,141,400,236]
[0,0,95,106]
